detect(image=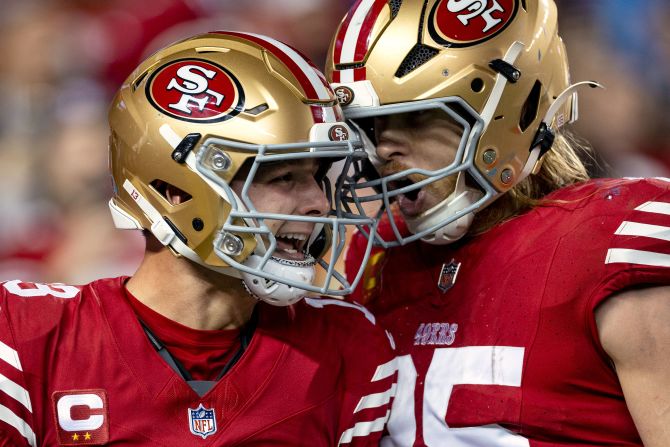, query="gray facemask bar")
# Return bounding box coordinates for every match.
[340,97,500,247]
[194,137,379,296]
